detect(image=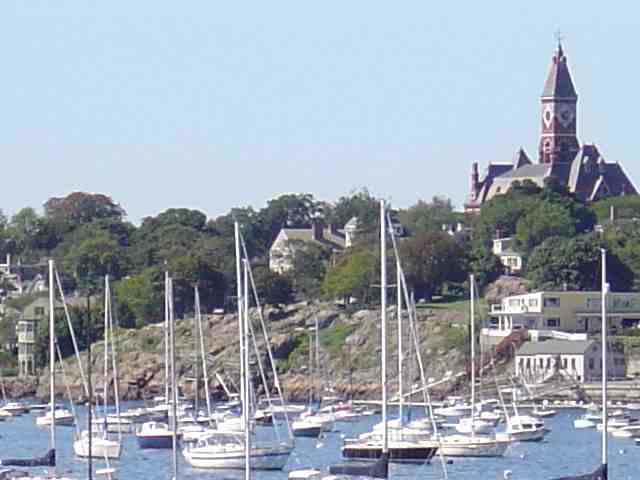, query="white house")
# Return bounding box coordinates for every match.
[492,237,523,274]
[515,339,625,384]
